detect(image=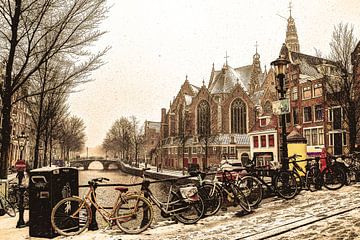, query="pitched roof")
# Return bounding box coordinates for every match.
[208,65,249,94]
